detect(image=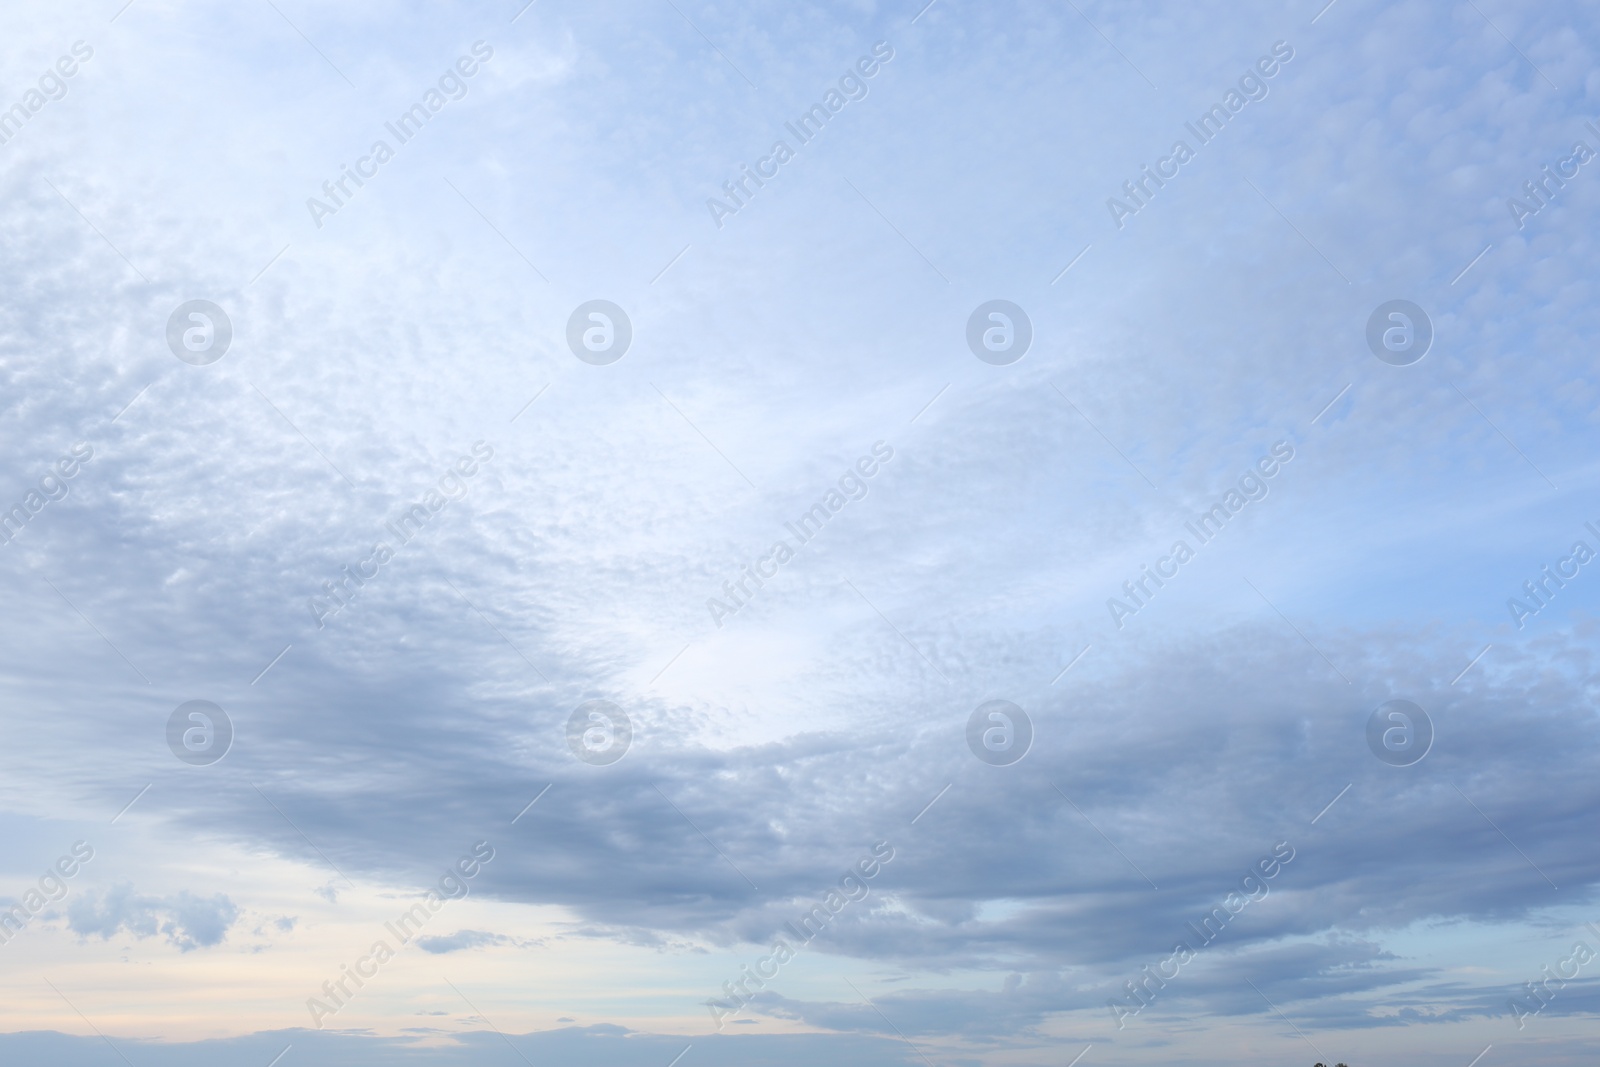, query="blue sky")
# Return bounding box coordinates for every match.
[1,1,1599,1065]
